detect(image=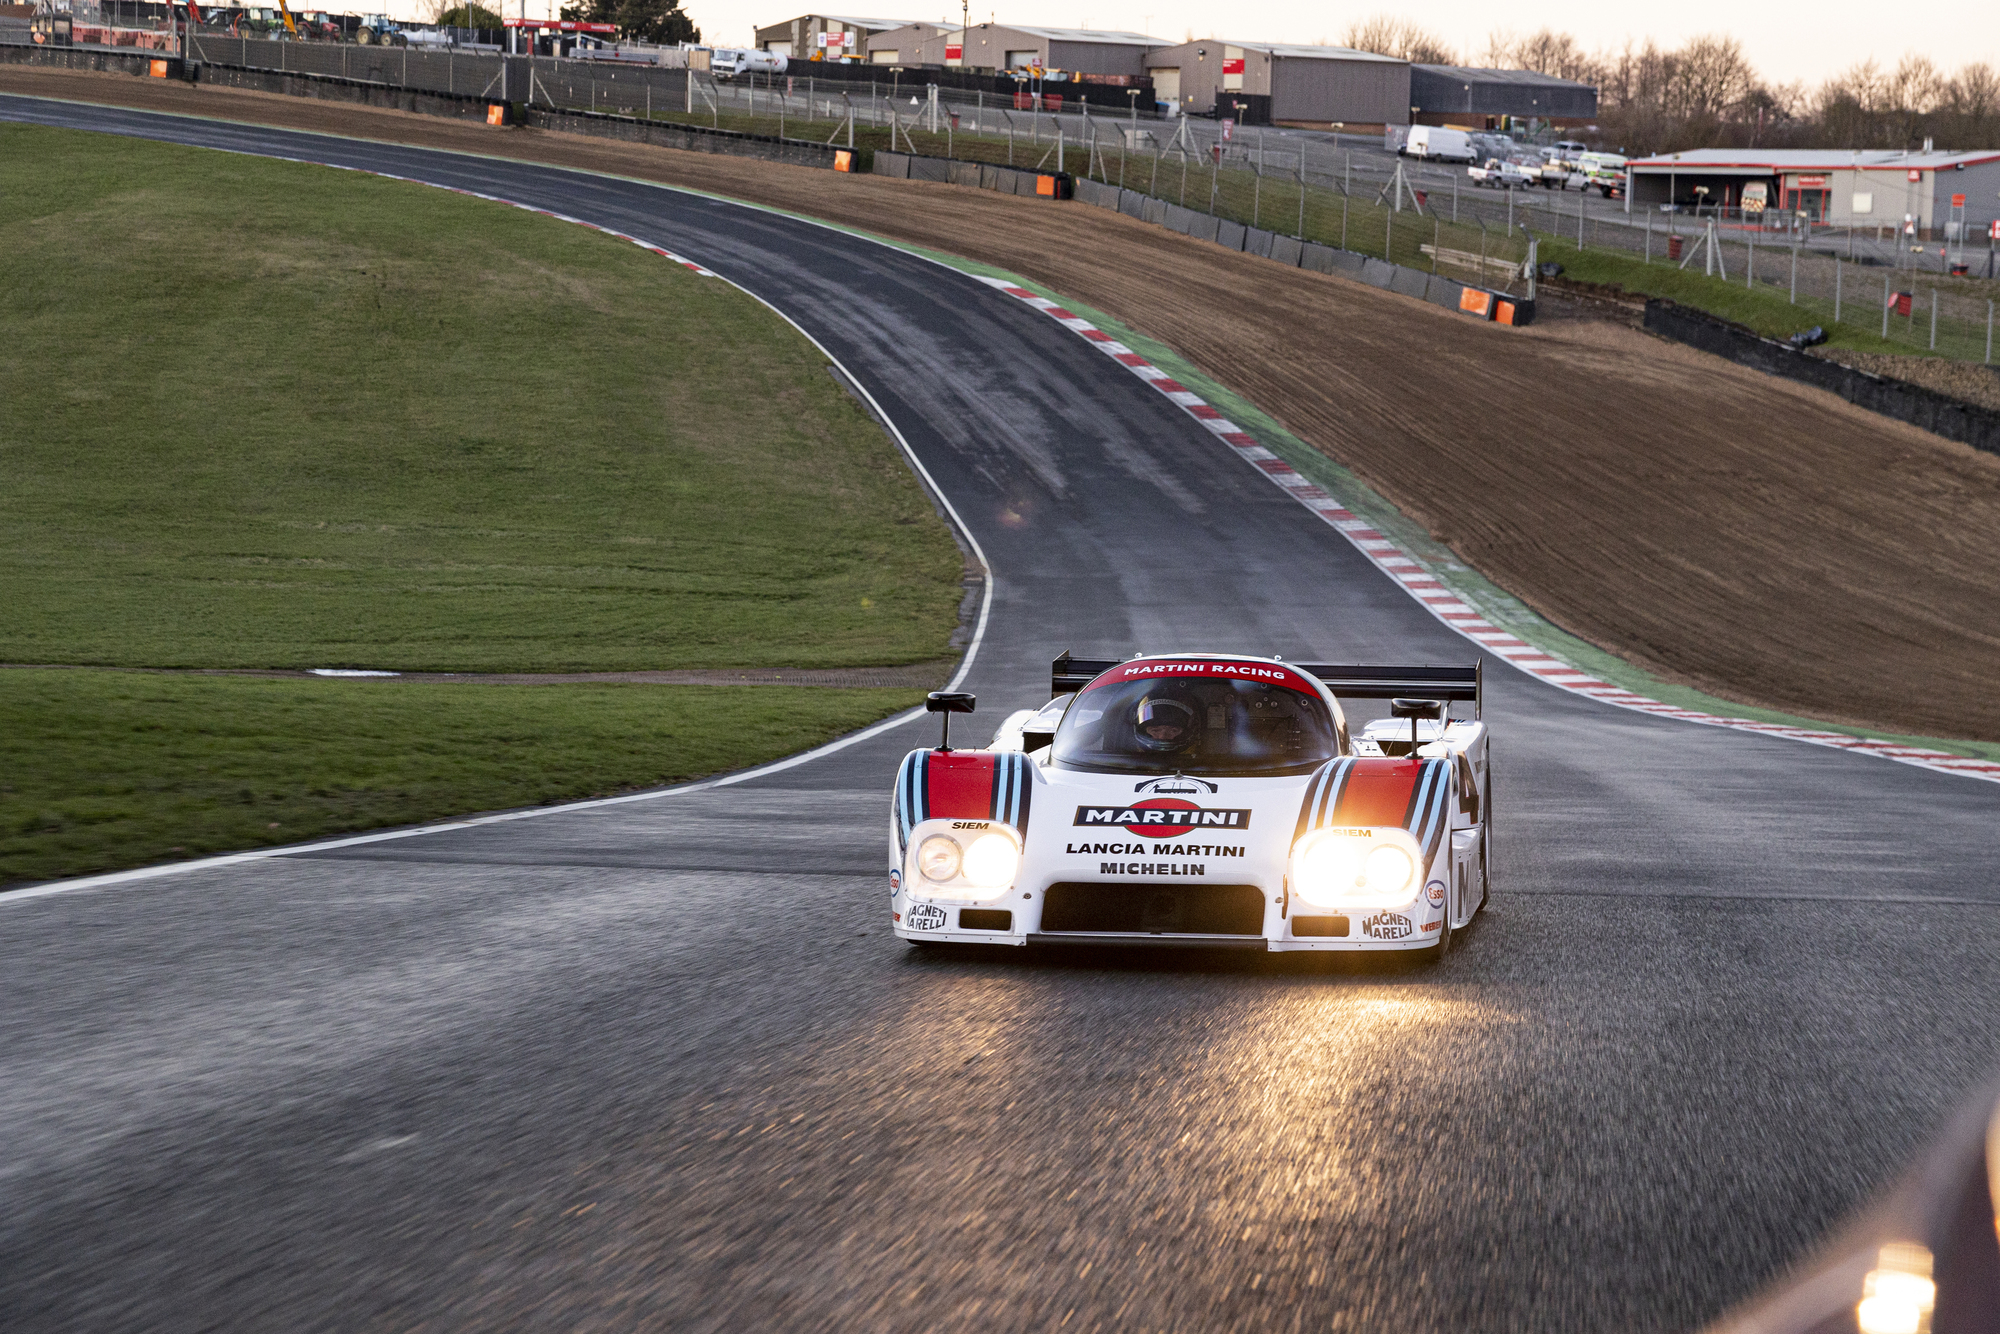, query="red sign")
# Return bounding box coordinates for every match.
[1795,175,1827,188]
[504,18,615,31]
[1222,56,1244,75]
[944,43,961,60]
[1908,168,1922,181]
[1951,193,1966,206]
[1219,118,1234,141]
[1992,220,2000,240]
